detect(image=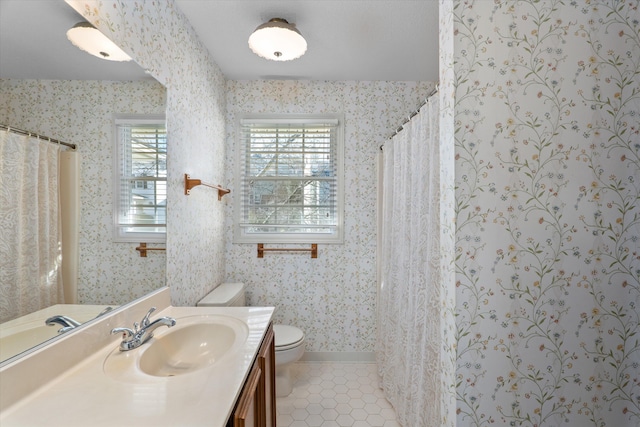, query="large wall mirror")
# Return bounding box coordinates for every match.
[0,0,167,364]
